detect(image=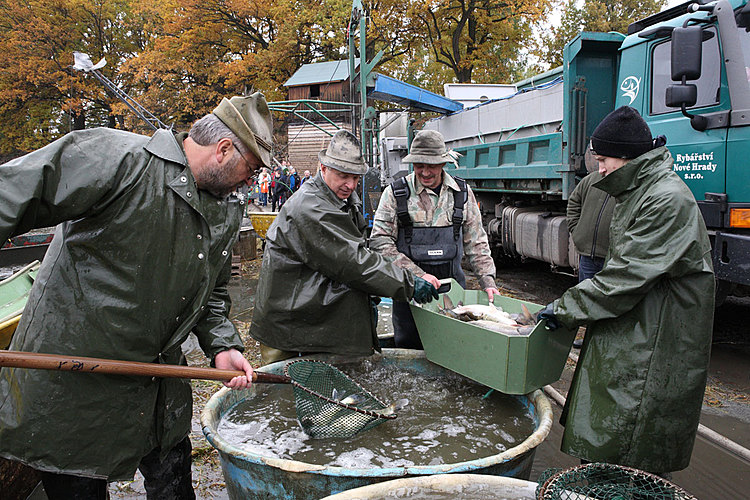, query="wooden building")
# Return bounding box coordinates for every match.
[283,59,359,174]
